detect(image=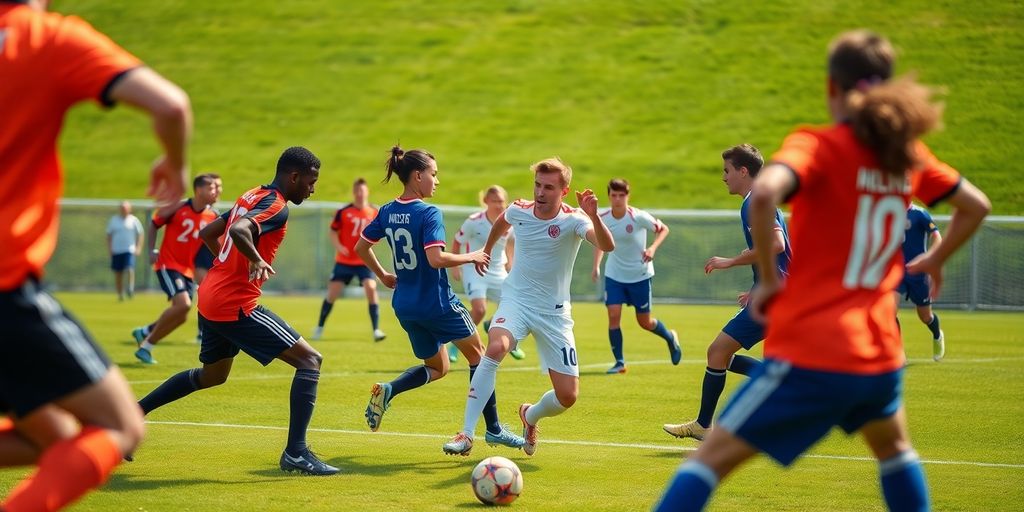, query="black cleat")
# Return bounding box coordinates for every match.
[279,449,340,476]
